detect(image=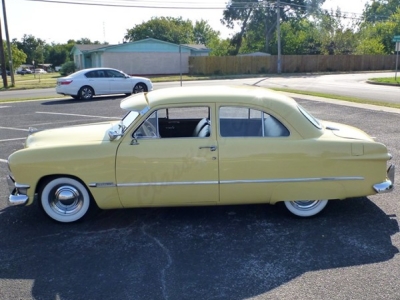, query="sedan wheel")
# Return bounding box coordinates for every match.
[40,177,91,223]
[284,200,328,217]
[78,86,94,100]
[133,83,147,94]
